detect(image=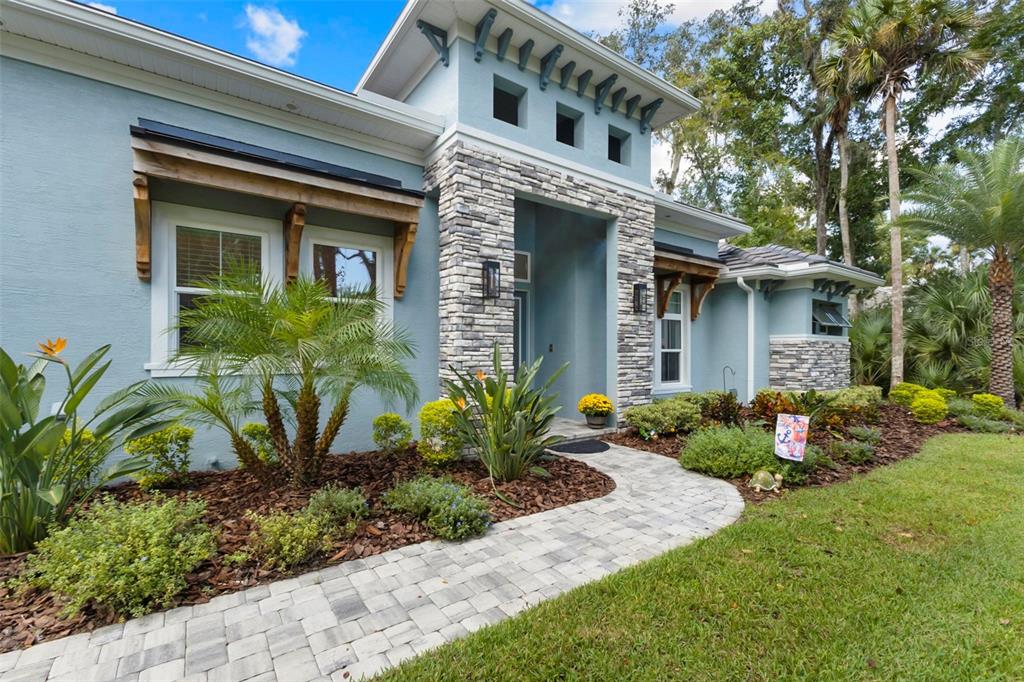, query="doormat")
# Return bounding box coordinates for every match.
[549,439,610,454]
